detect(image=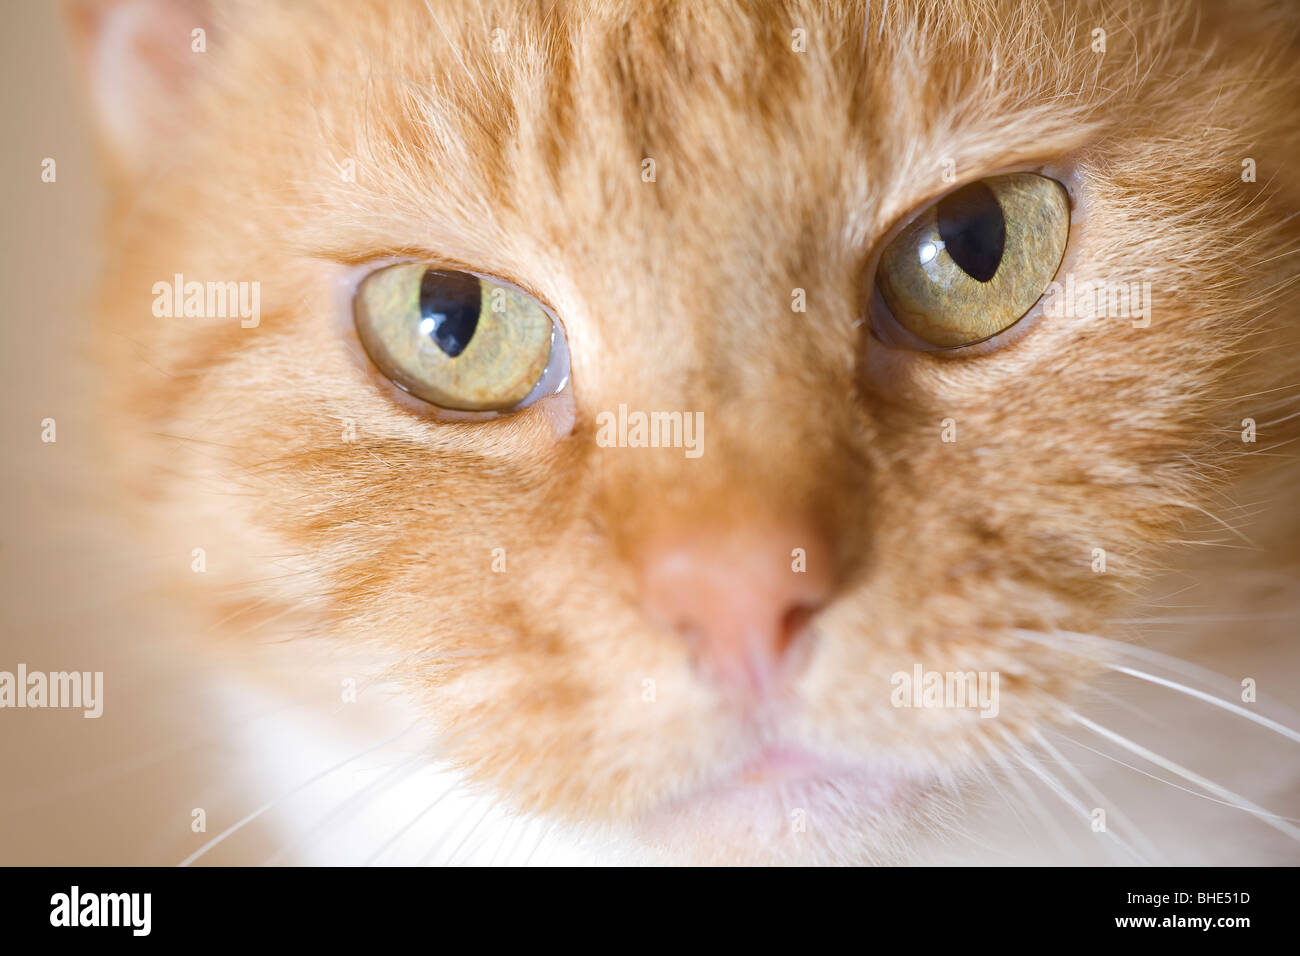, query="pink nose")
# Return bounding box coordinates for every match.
[639,524,832,694]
